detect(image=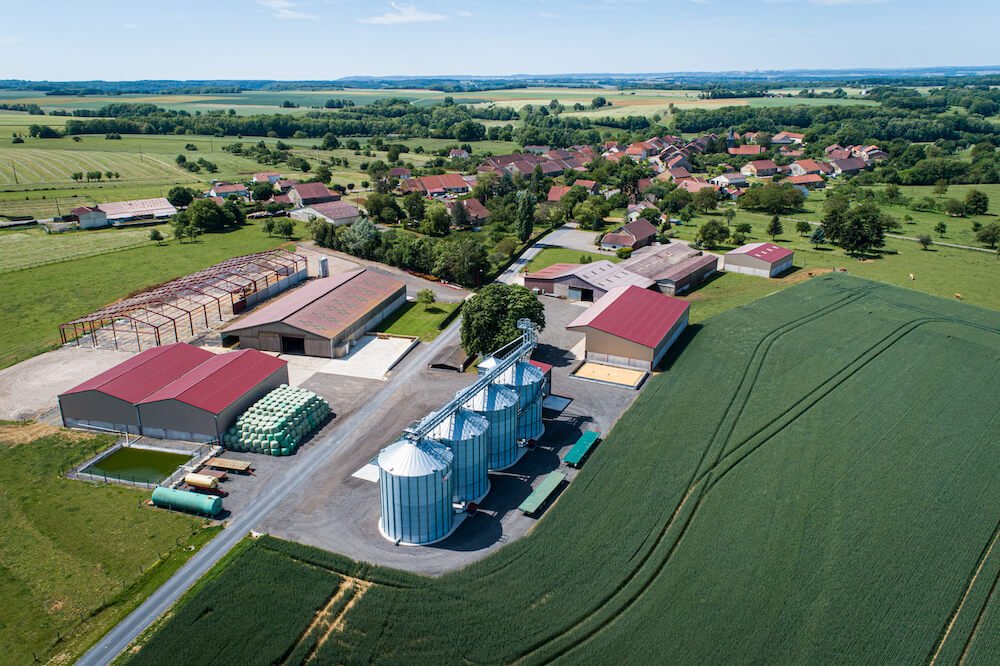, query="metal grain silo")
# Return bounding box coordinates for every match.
[485,358,546,442]
[378,437,455,545]
[463,383,519,471]
[429,408,490,504]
